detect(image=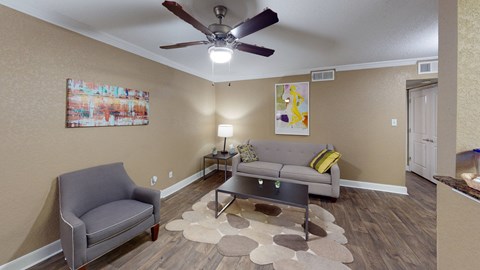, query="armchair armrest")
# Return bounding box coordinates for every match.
[329,163,340,198]
[232,154,241,174]
[59,211,87,270]
[133,186,161,223]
